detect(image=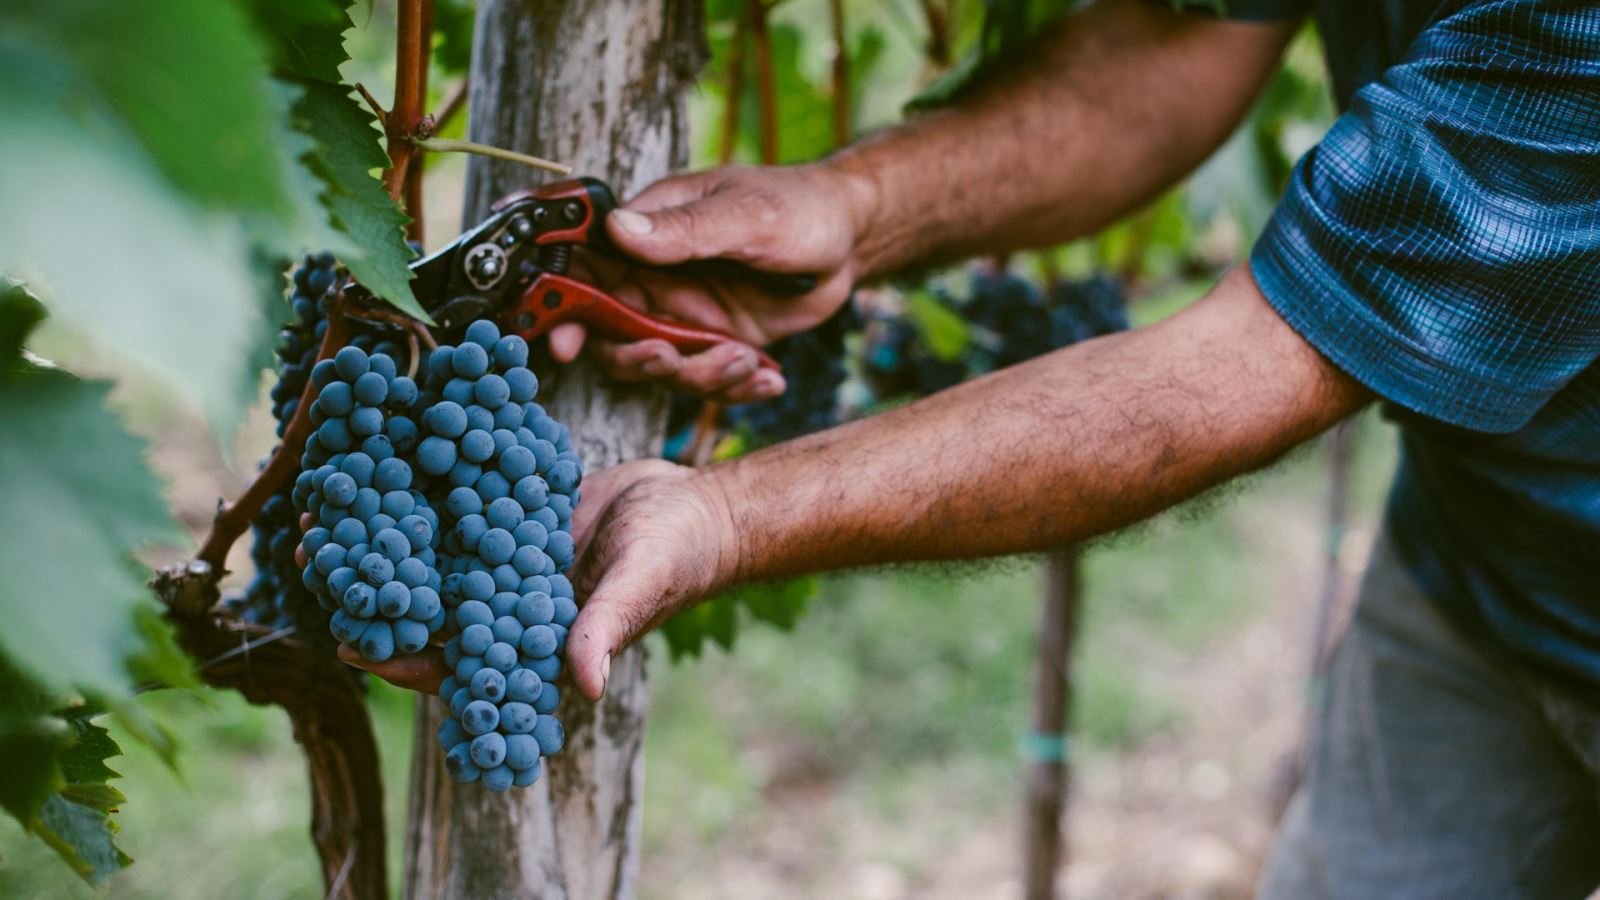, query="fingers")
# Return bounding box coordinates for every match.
[589,338,786,402]
[607,181,777,269]
[565,570,665,701]
[546,322,587,363]
[338,642,450,694]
